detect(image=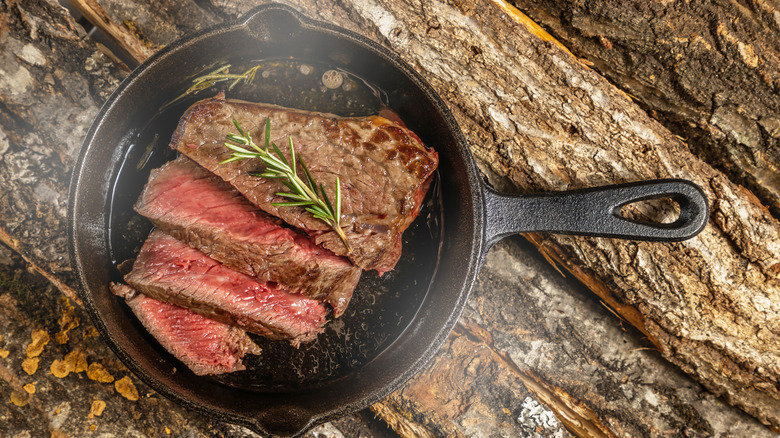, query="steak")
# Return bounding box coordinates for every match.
[124,230,328,345]
[134,157,360,317]
[172,95,439,273]
[111,283,261,376]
